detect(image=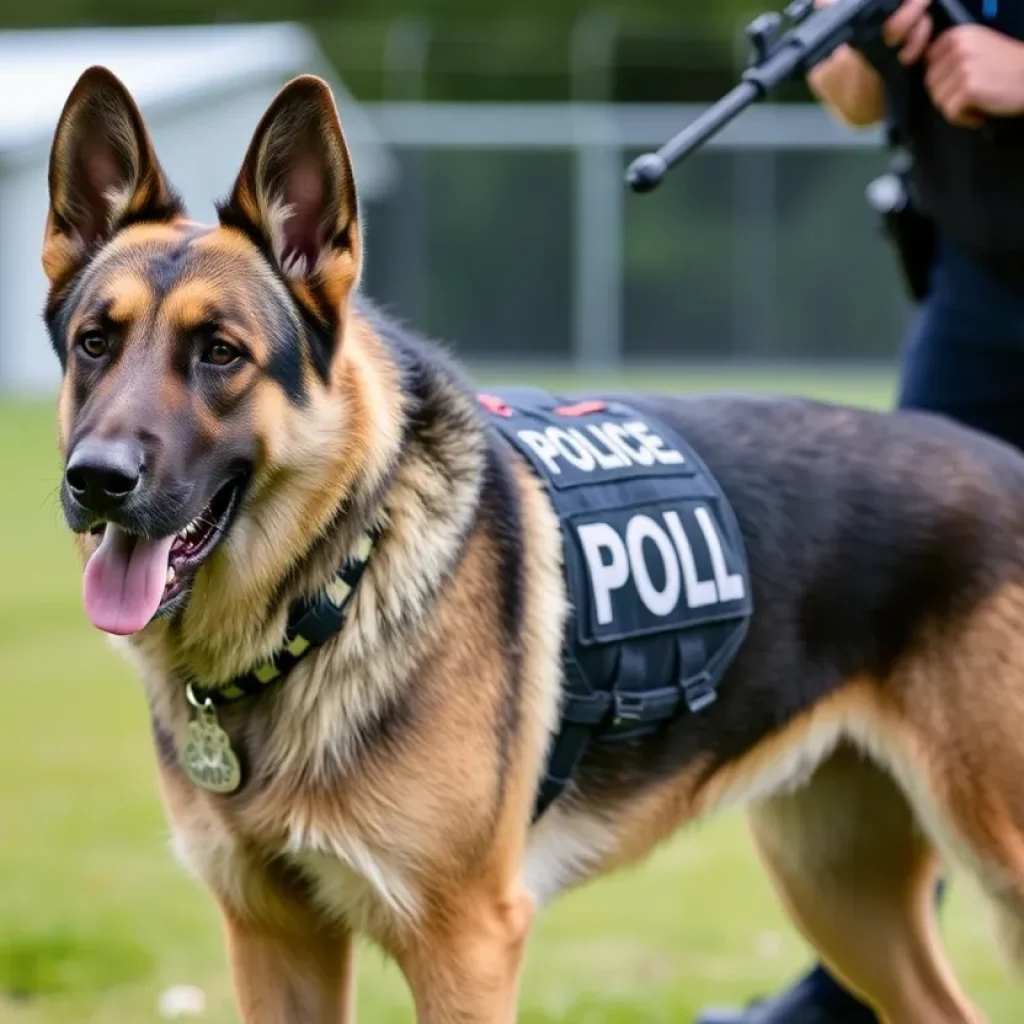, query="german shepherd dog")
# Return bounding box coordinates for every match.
[43,66,1024,1024]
